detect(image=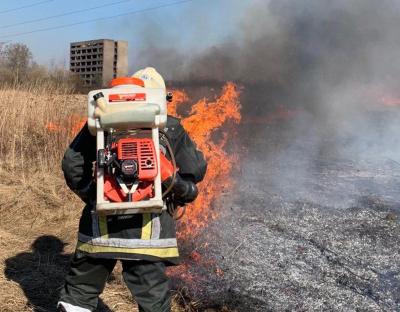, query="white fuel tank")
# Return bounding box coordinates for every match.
[87,78,167,136]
